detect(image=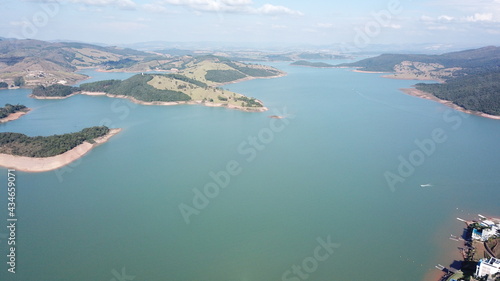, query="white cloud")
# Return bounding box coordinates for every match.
[387,24,401,29]
[158,0,303,15]
[437,15,454,21]
[427,25,449,30]
[255,4,303,16]
[142,3,172,13]
[465,13,494,22]
[420,15,433,22]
